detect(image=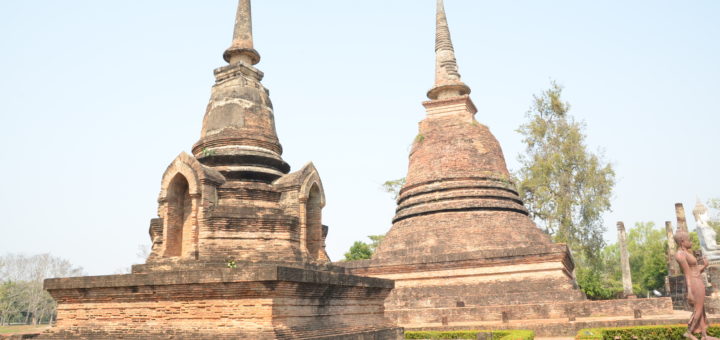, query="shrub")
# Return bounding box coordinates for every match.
[404,330,533,339]
[576,324,720,340]
[498,330,534,340]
